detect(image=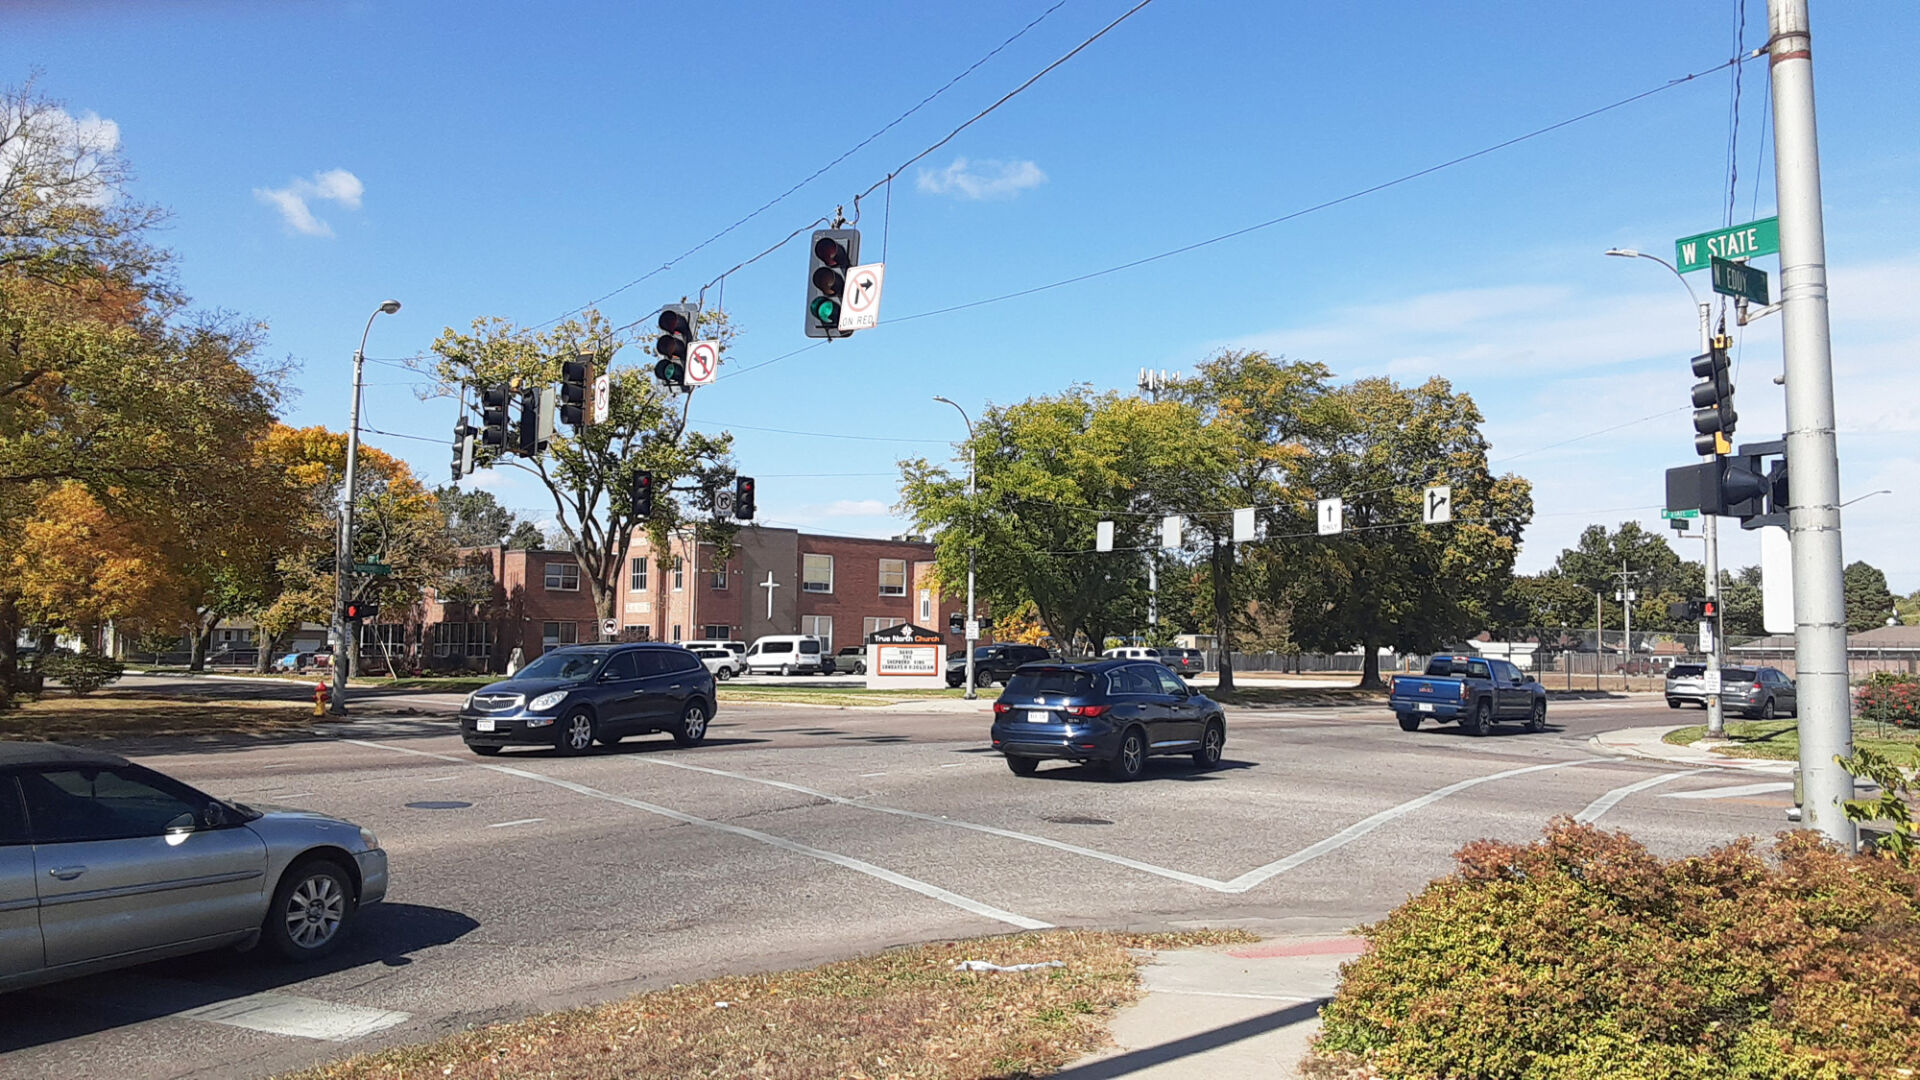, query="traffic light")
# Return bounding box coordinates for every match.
[1666,599,1720,621]
[734,475,755,520]
[1690,336,1736,456]
[654,304,698,388]
[632,469,654,520]
[559,357,591,429]
[1664,438,1788,528]
[479,384,512,453]
[450,418,475,480]
[342,600,379,622]
[805,229,860,339]
[516,387,554,457]
[948,611,964,635]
